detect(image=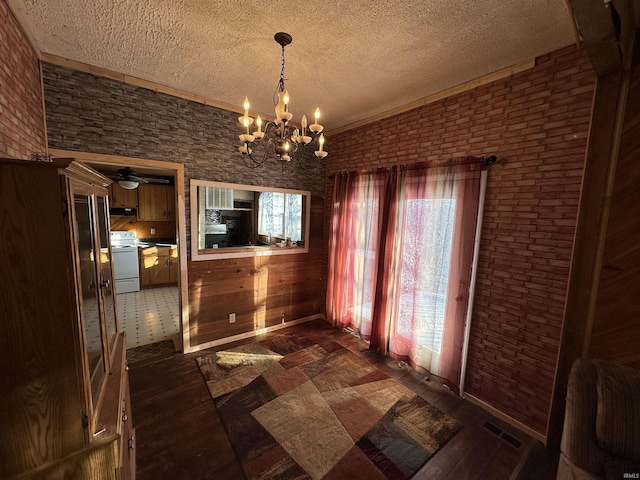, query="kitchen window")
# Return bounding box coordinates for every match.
[258,191,303,242]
